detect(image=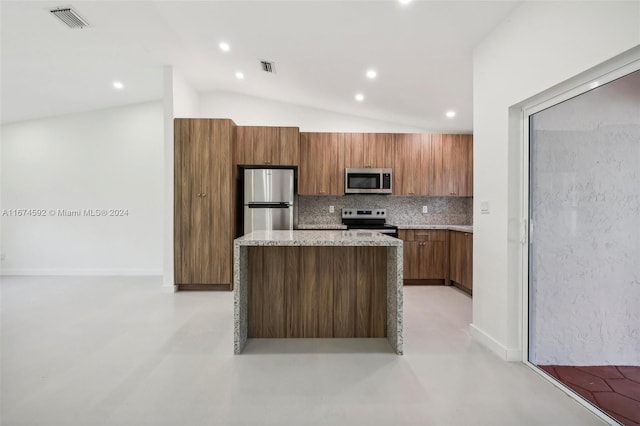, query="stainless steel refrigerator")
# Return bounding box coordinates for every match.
[243,169,295,234]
